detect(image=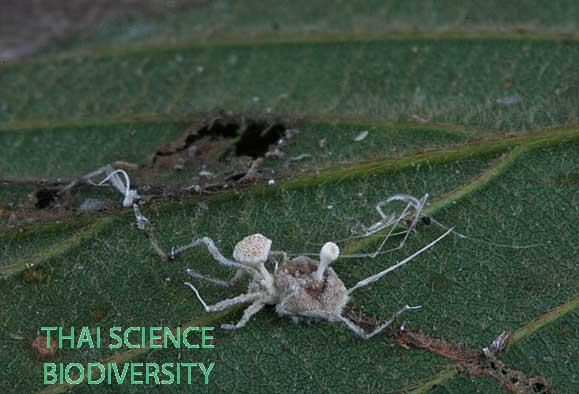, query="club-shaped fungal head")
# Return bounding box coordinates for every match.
[313,242,340,281]
[232,234,272,266]
[320,242,340,262]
